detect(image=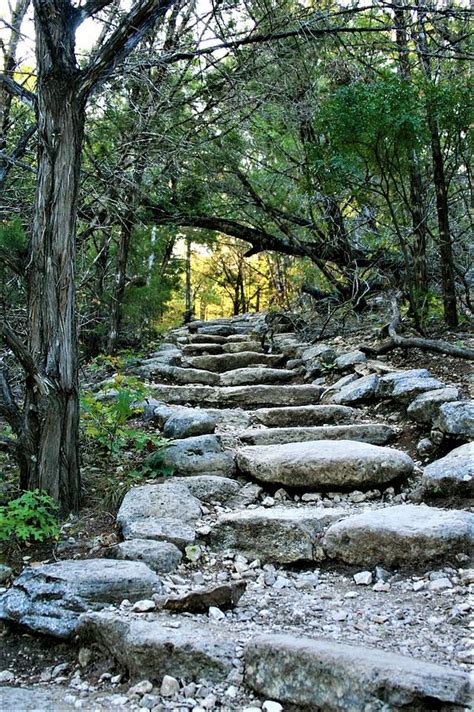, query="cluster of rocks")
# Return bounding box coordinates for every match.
[1,312,473,711]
